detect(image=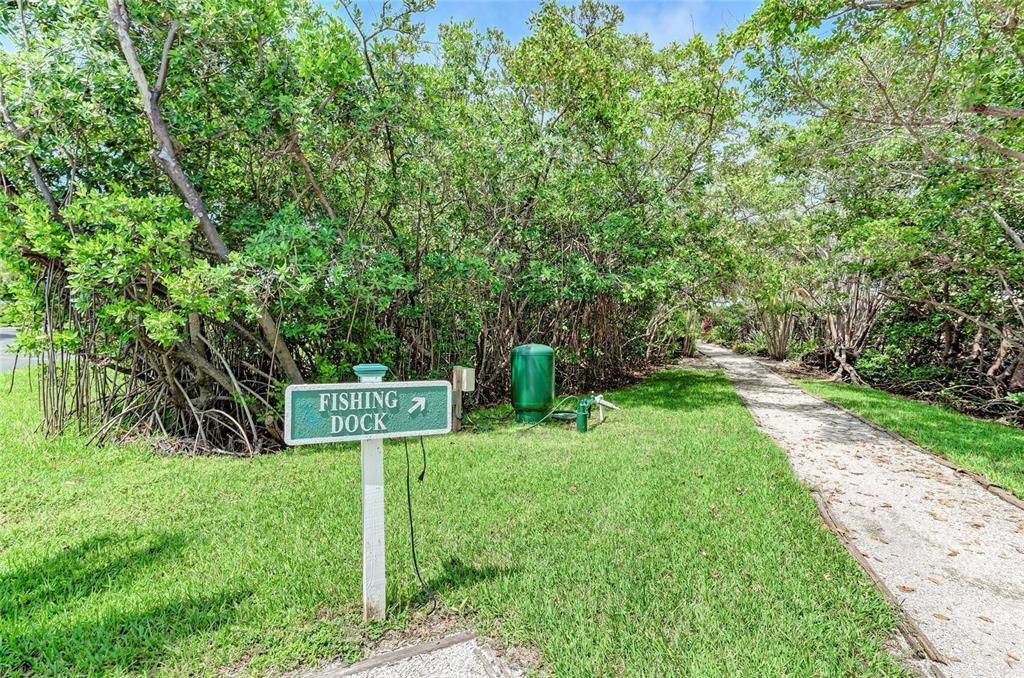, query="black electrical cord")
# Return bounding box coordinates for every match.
[404,436,436,613]
[417,434,426,481]
[519,395,580,432]
[381,365,434,609]
[462,407,515,423]
[458,390,515,433]
[460,408,515,433]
